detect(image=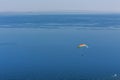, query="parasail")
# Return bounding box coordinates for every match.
[77,44,88,48]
